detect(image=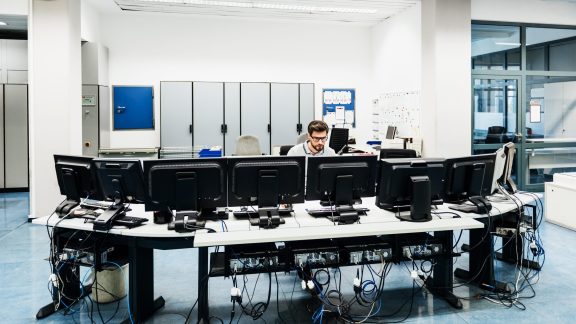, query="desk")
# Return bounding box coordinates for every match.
[34,198,484,322]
